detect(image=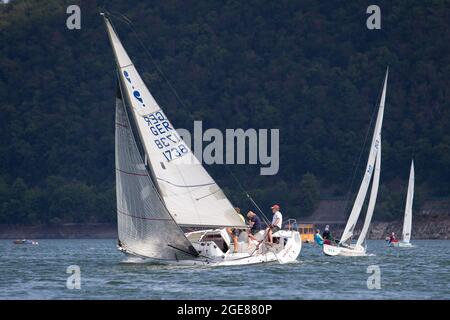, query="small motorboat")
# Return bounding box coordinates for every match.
[13,239,38,245]
[386,239,399,247]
